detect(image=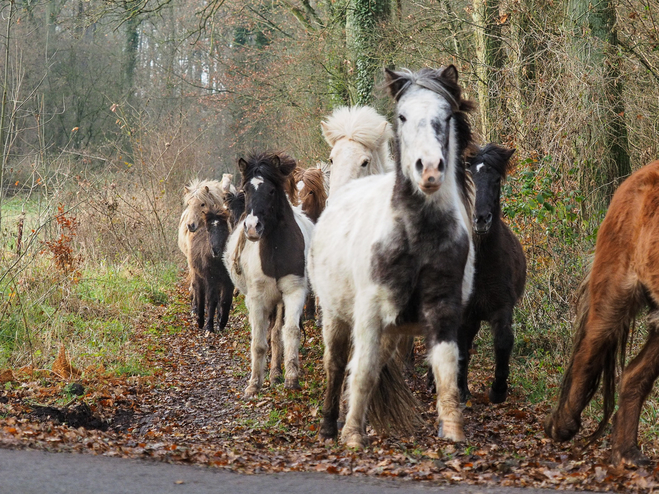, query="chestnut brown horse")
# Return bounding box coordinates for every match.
[294,167,328,224]
[545,160,659,466]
